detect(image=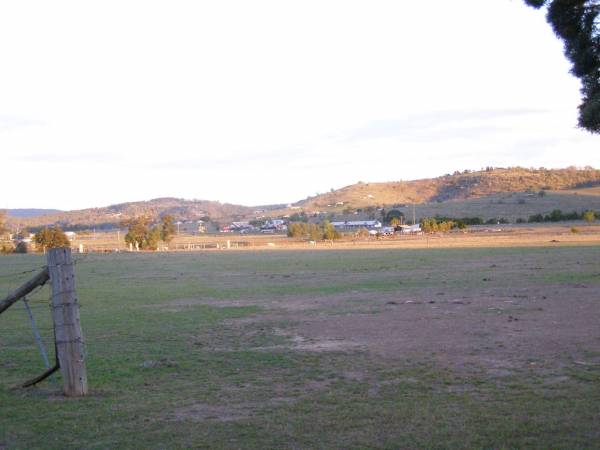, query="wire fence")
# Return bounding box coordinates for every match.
[1,252,225,391]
